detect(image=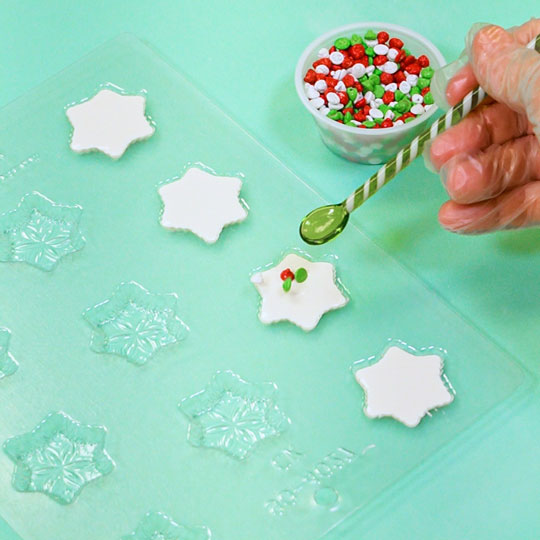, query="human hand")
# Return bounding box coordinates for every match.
[429,19,540,233]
